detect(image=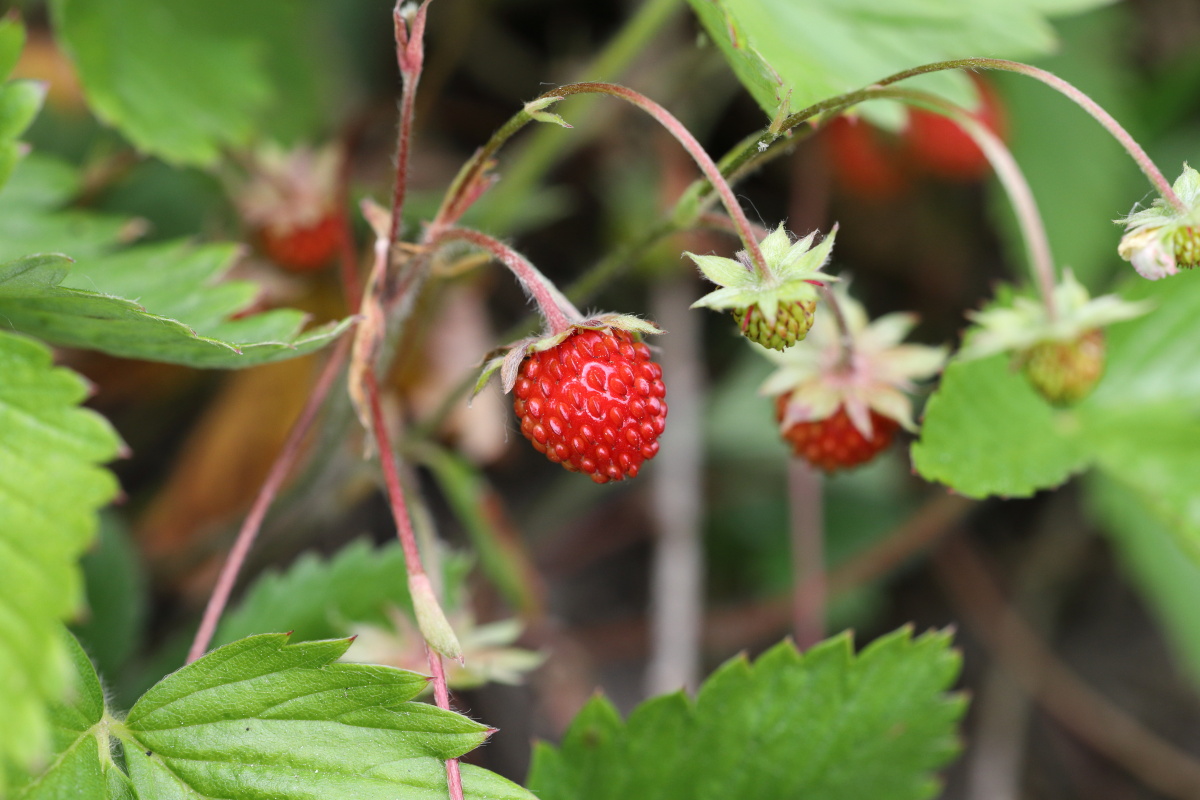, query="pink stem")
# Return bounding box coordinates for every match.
[388,0,432,247]
[426,645,465,799]
[858,85,1059,321]
[873,59,1184,213]
[788,457,825,649]
[434,227,583,334]
[187,335,352,663]
[364,368,464,800]
[553,82,772,281]
[815,284,856,369]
